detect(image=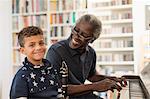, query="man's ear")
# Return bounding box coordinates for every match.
[89,38,95,43]
[19,47,26,55]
